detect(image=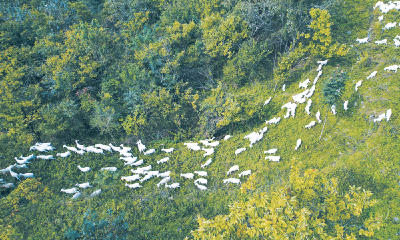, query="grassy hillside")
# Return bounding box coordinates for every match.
[1,0,400,239]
